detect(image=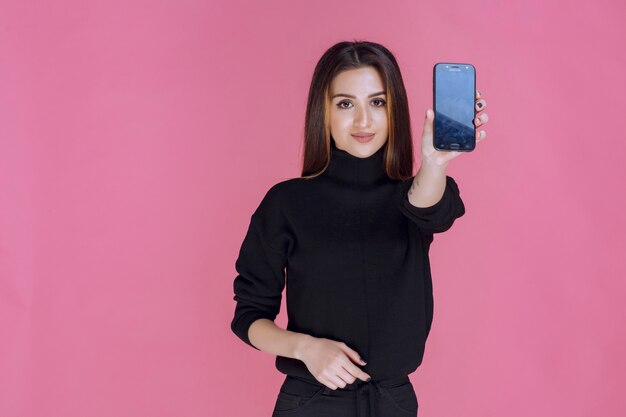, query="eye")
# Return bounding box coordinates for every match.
[336,99,386,109]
